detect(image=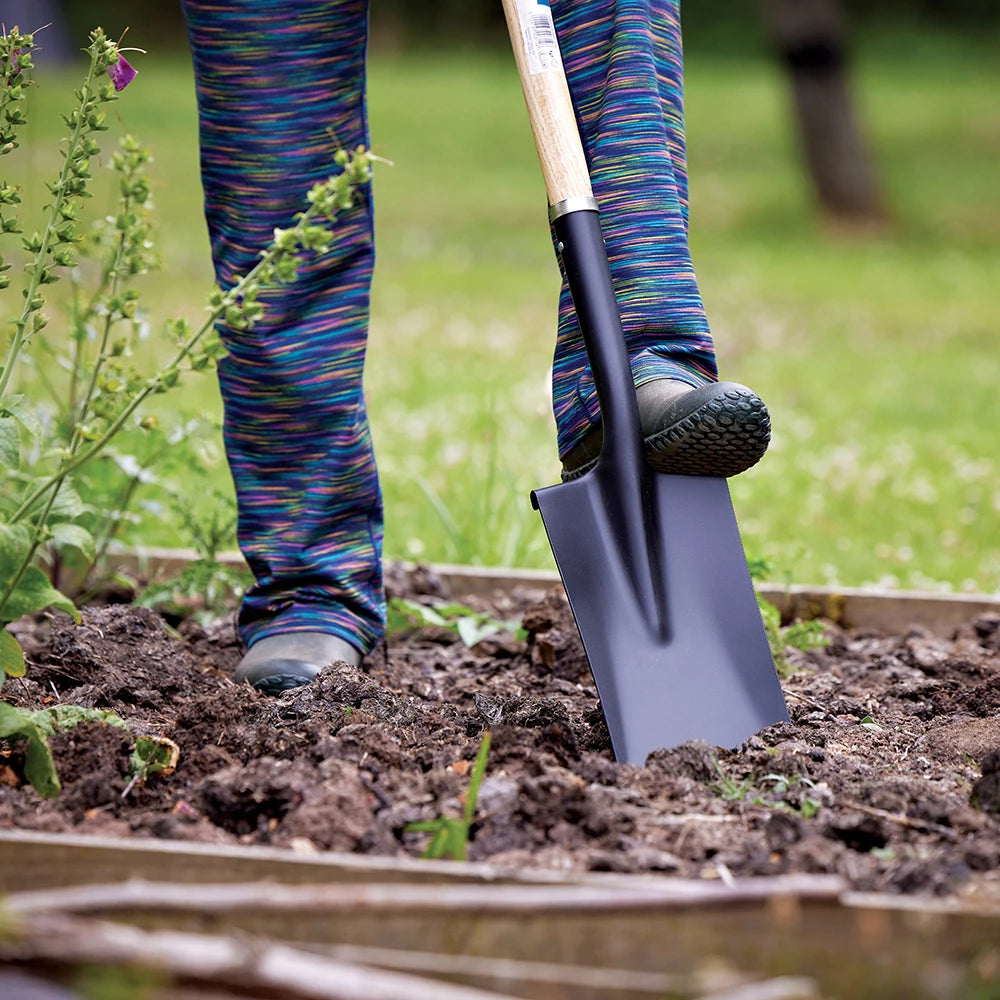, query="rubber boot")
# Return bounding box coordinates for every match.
[234,631,362,695]
[561,378,770,481]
